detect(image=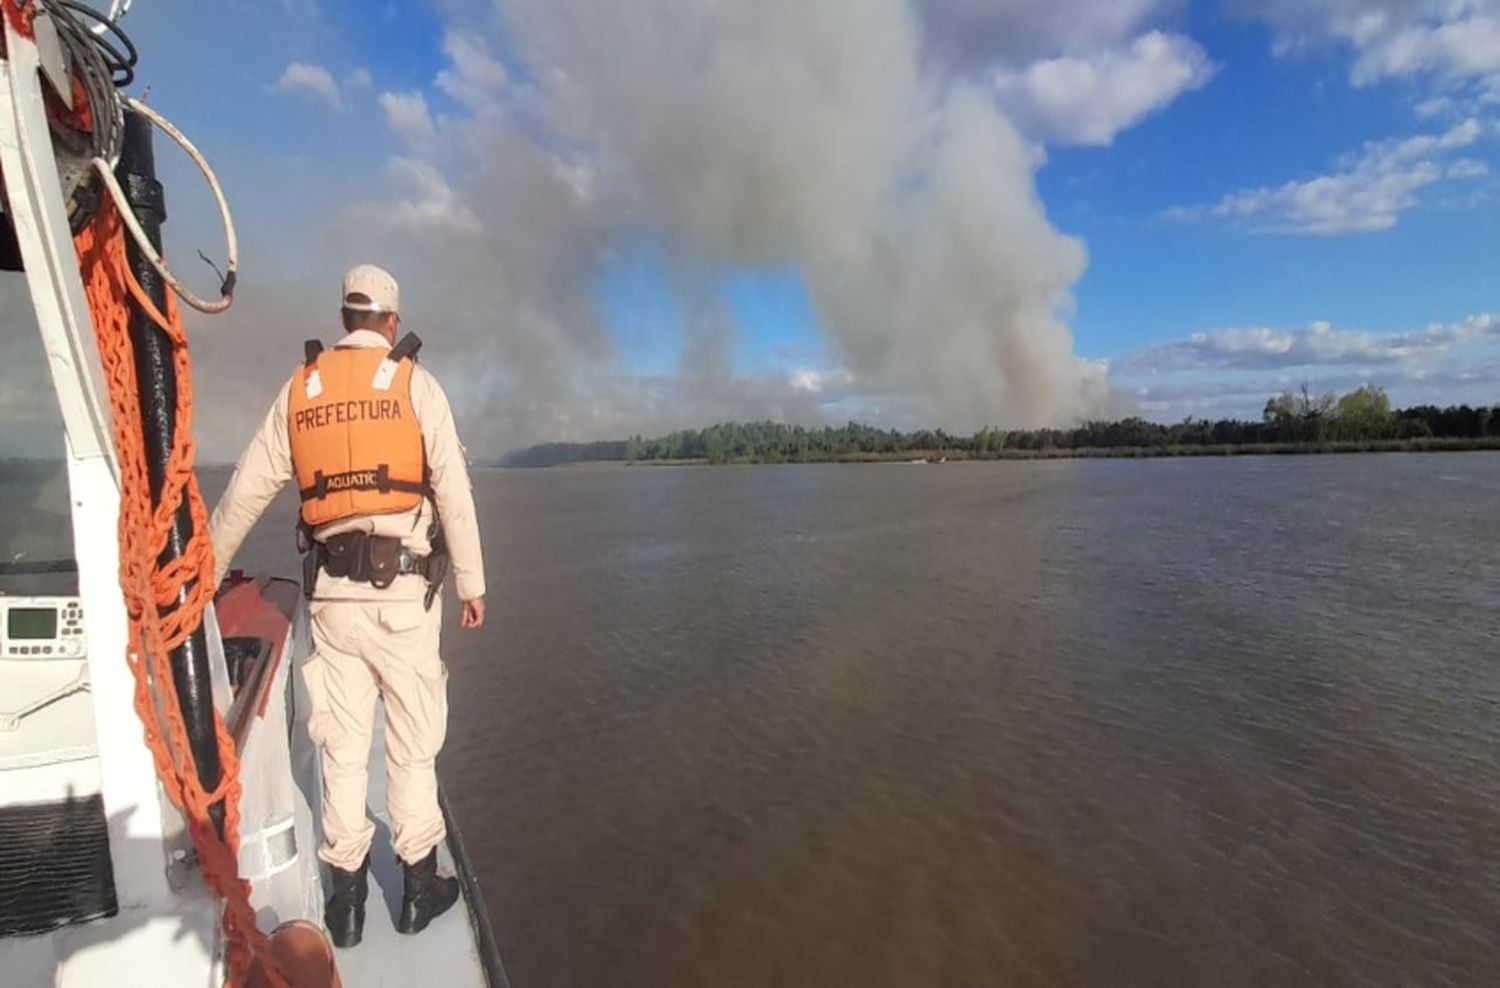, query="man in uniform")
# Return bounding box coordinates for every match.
[209,264,486,948]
